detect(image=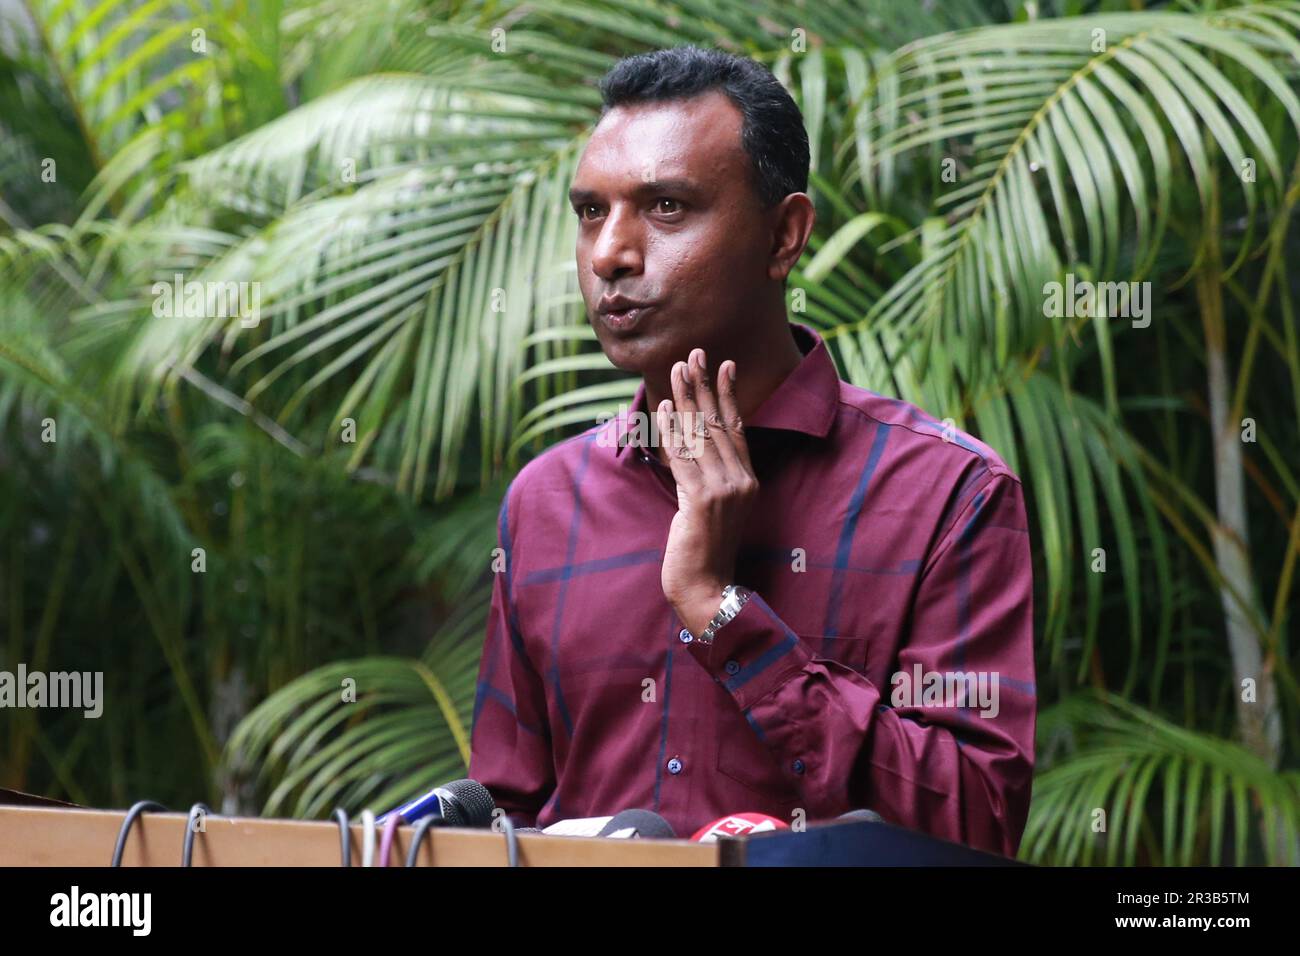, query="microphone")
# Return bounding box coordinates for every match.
[596,809,676,839]
[540,816,615,837]
[377,778,495,828]
[834,808,884,824]
[690,812,789,842]
[540,809,676,838]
